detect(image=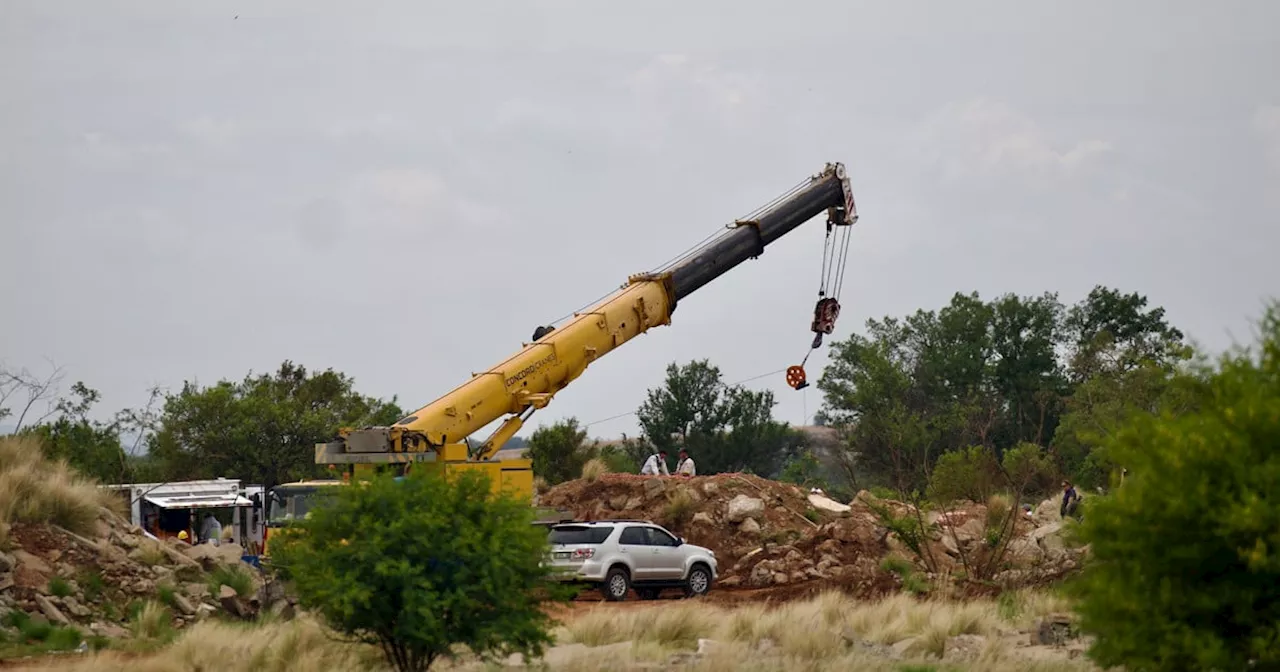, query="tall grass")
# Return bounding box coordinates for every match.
[557,591,1093,671]
[11,618,385,672]
[581,458,609,482]
[0,436,123,545]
